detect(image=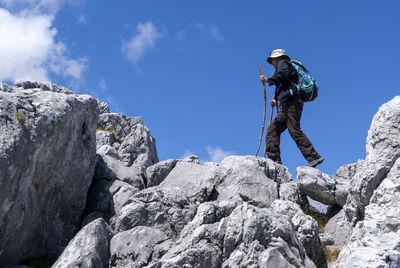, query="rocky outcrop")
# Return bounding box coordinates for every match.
[84,112,159,222]
[297,96,400,267]
[0,82,98,265]
[2,80,399,268]
[103,155,318,267]
[95,113,158,188]
[336,157,400,267]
